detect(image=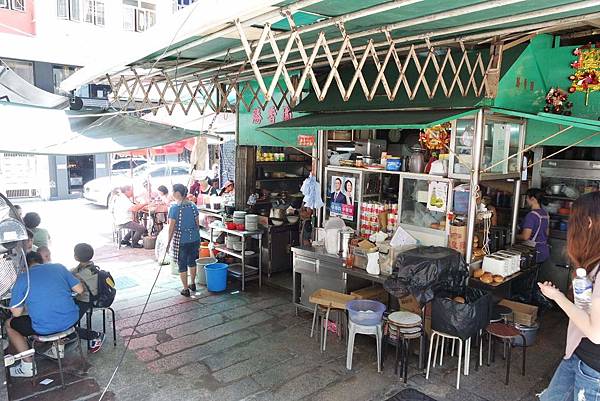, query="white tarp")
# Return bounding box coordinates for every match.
[0,67,69,109]
[0,102,201,155]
